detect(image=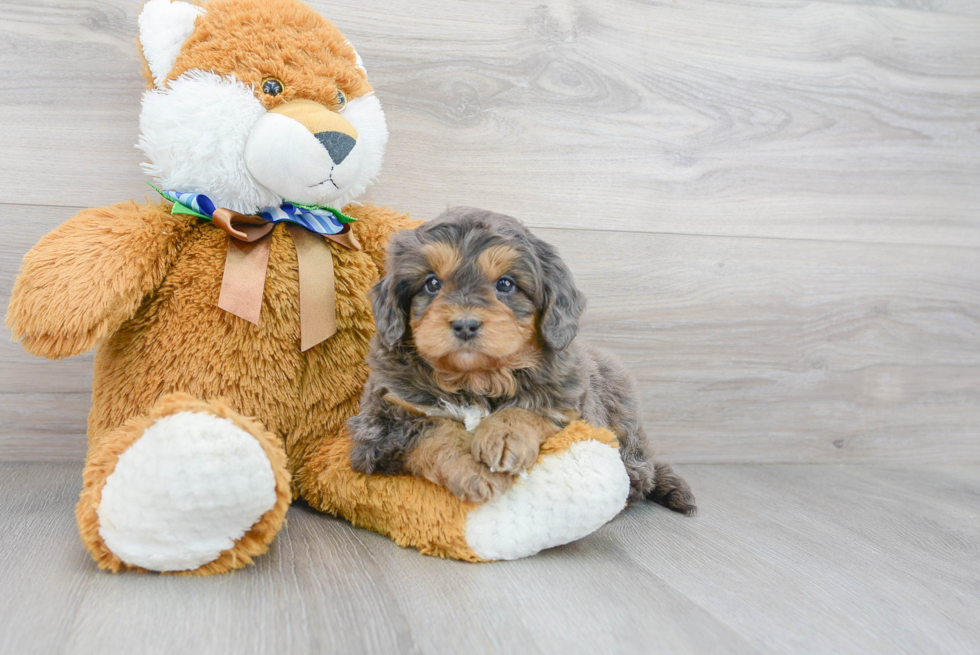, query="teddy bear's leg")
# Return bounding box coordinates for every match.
[76,393,291,574]
[298,421,630,561]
